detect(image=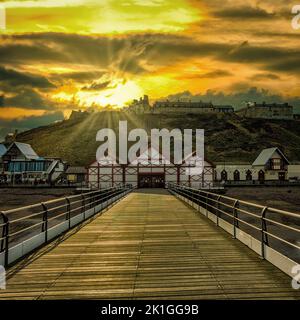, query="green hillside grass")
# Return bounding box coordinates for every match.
[16,111,300,166]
